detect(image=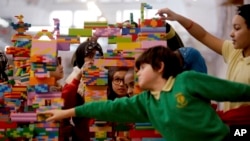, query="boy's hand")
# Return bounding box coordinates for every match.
[38,109,66,122]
